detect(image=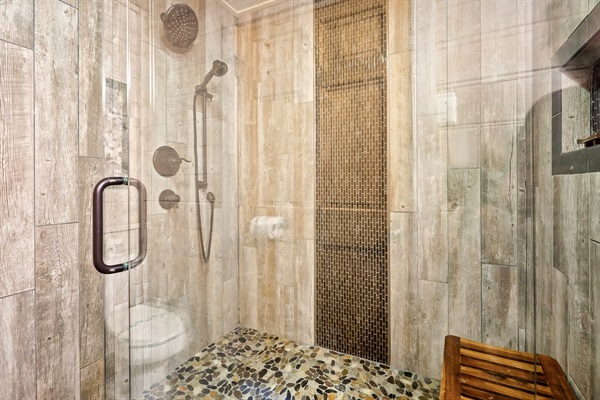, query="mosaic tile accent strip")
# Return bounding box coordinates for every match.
[314,0,389,364]
[591,61,600,135]
[142,326,440,400]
